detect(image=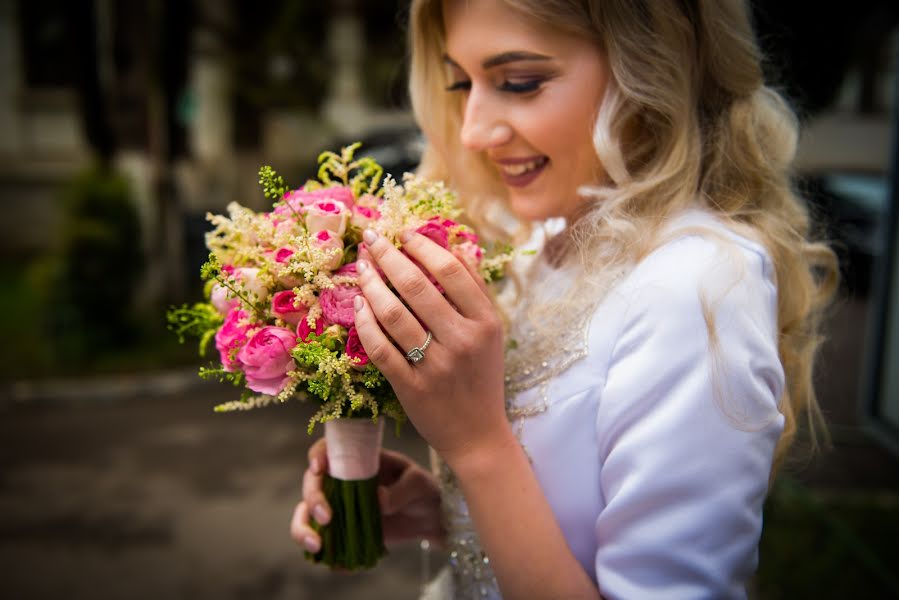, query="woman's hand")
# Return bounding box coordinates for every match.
[290,438,444,554]
[352,229,511,469]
